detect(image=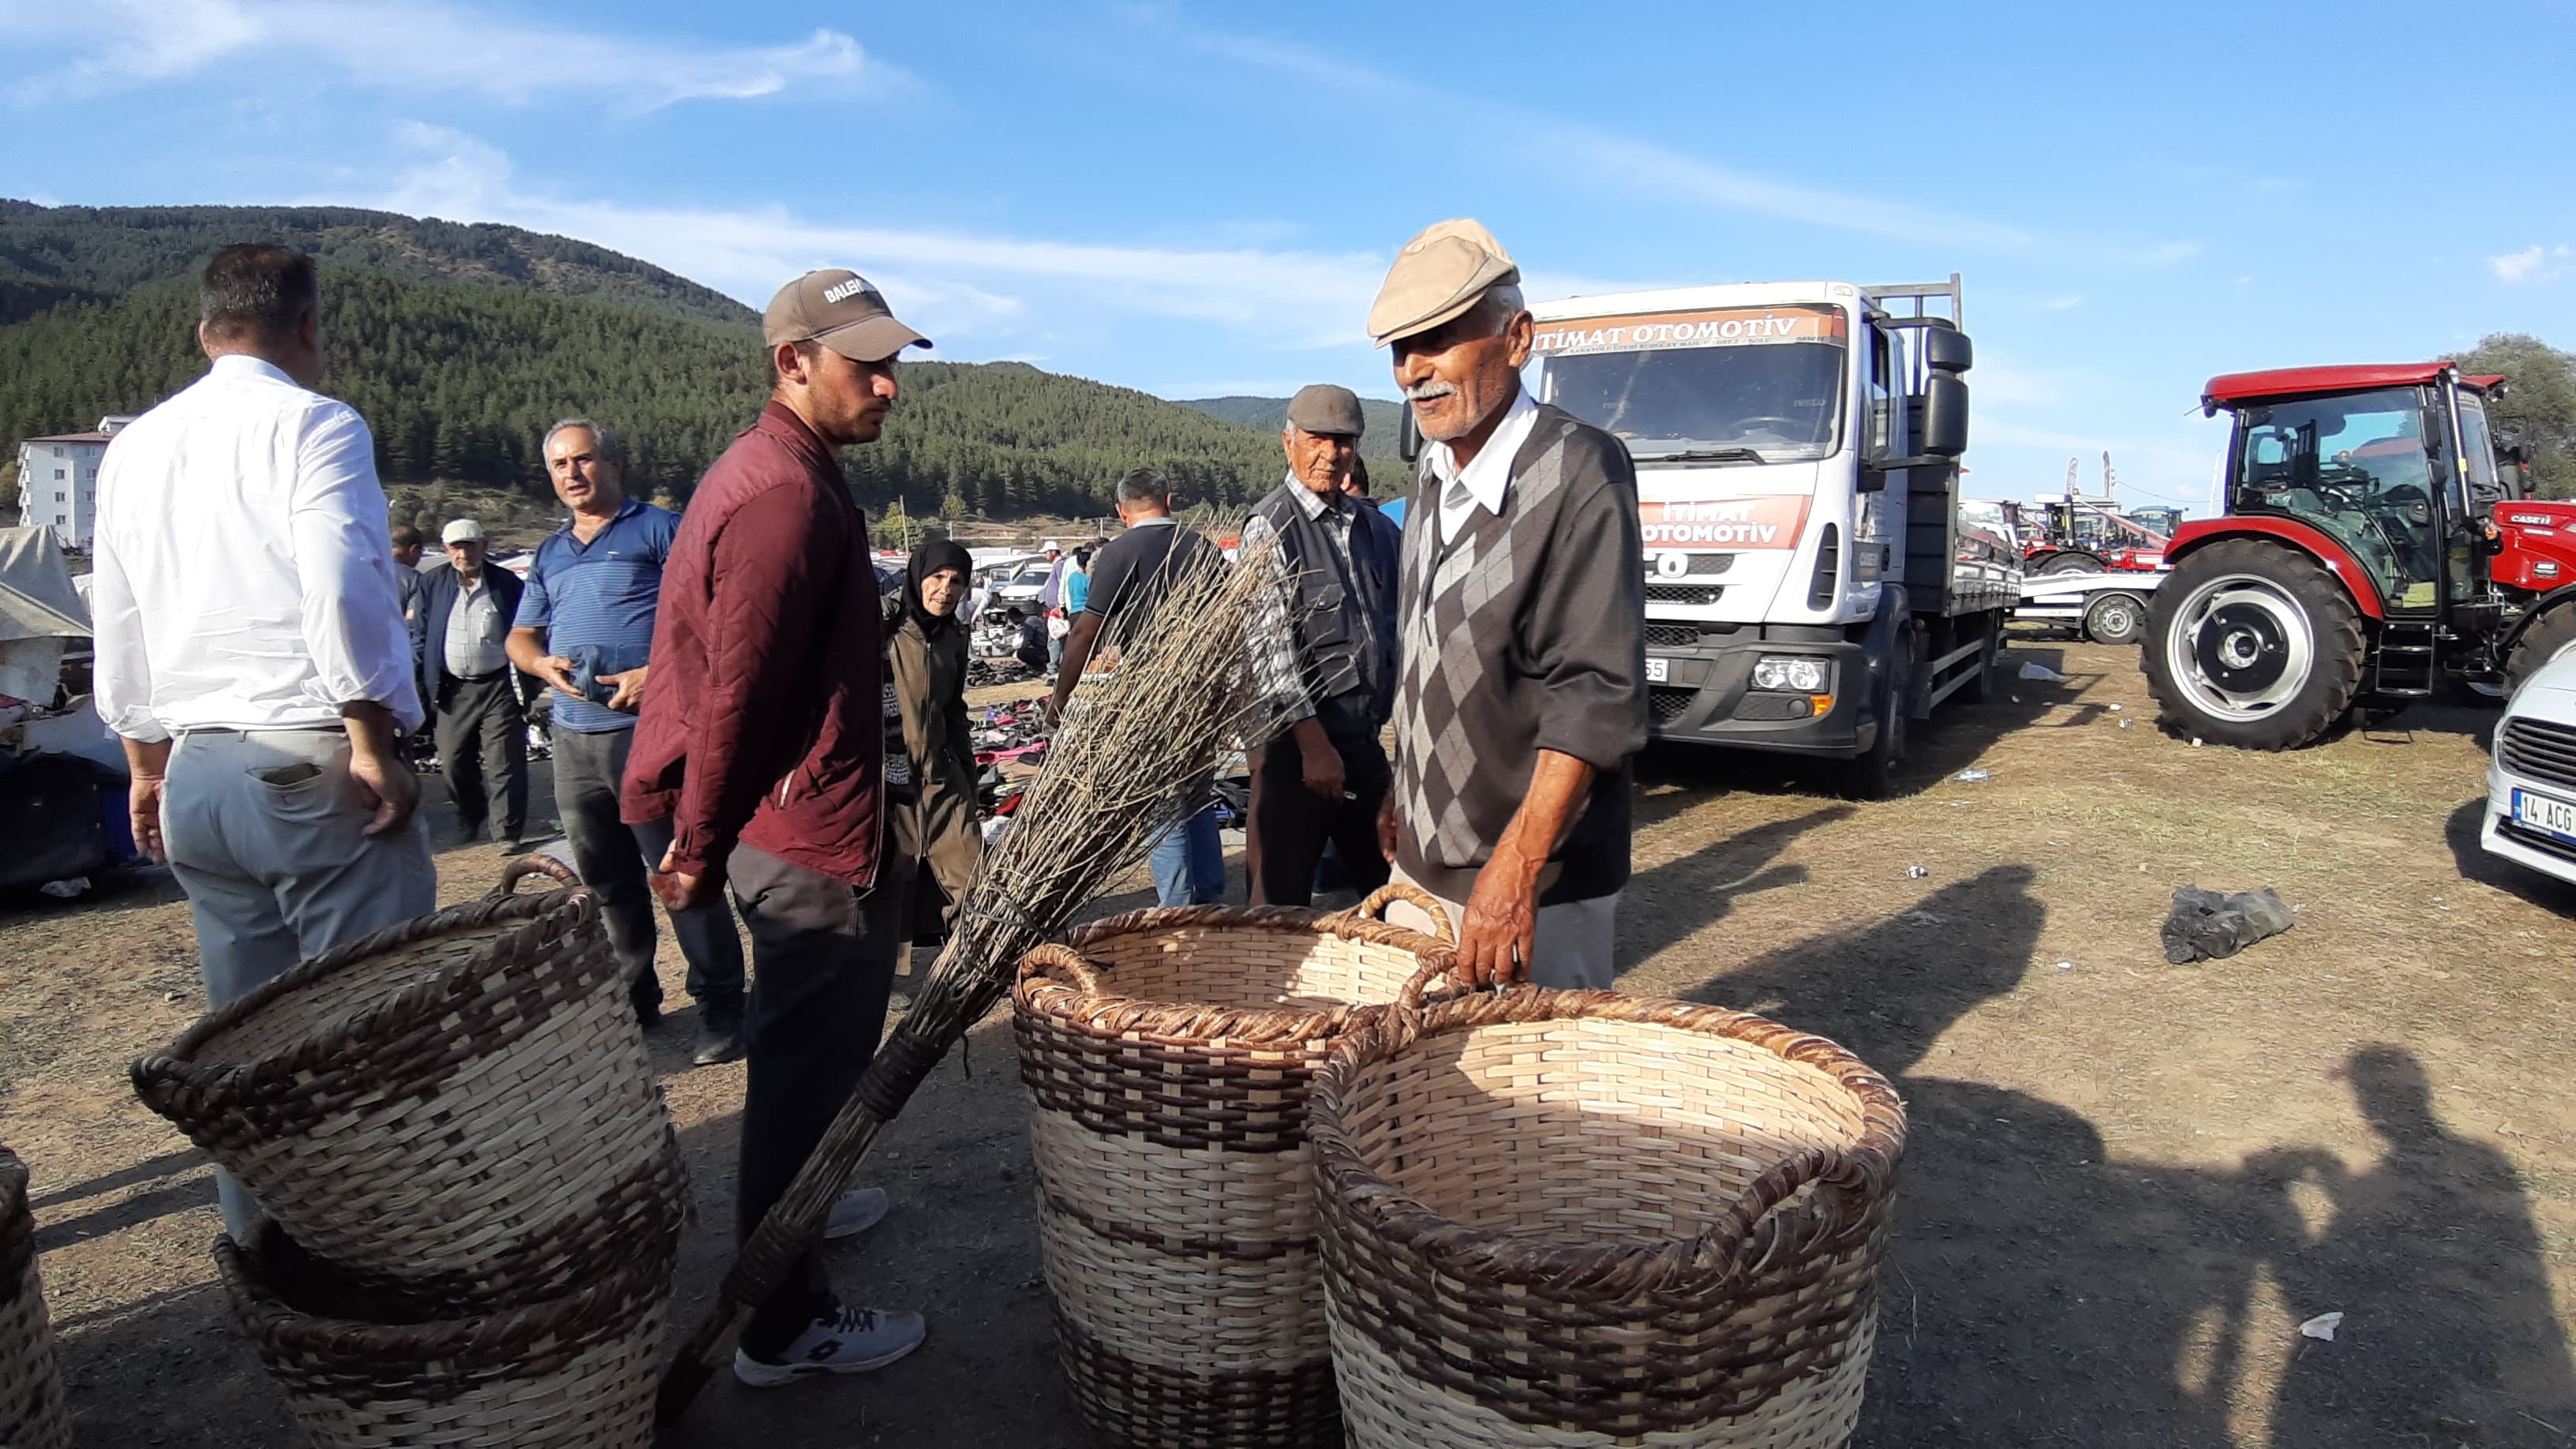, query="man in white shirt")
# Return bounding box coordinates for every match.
[90,245,436,1238]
